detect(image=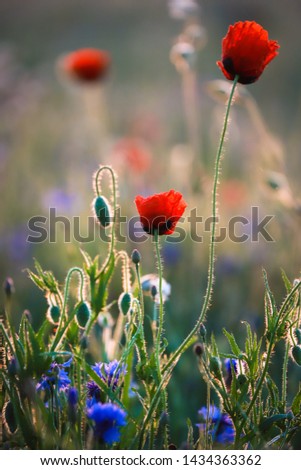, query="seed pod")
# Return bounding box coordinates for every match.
[292,345,301,366]
[131,249,141,265]
[76,301,91,328]
[93,196,112,227]
[118,292,132,316]
[47,305,60,325]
